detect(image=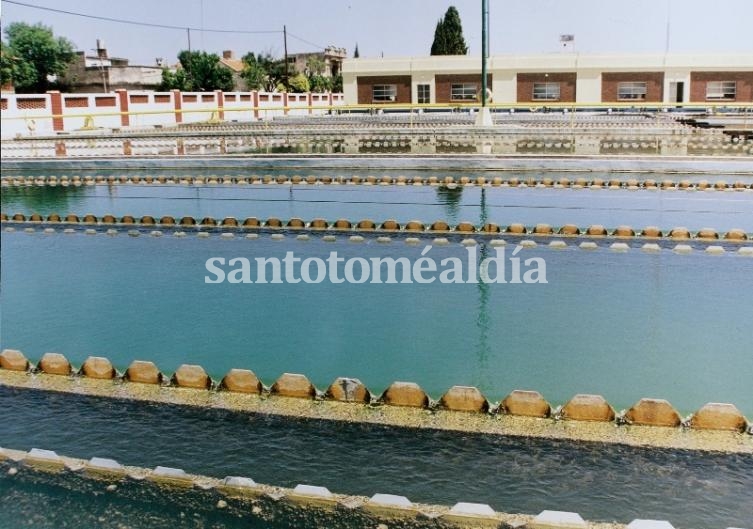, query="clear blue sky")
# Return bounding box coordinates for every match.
[2,0,752,65]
